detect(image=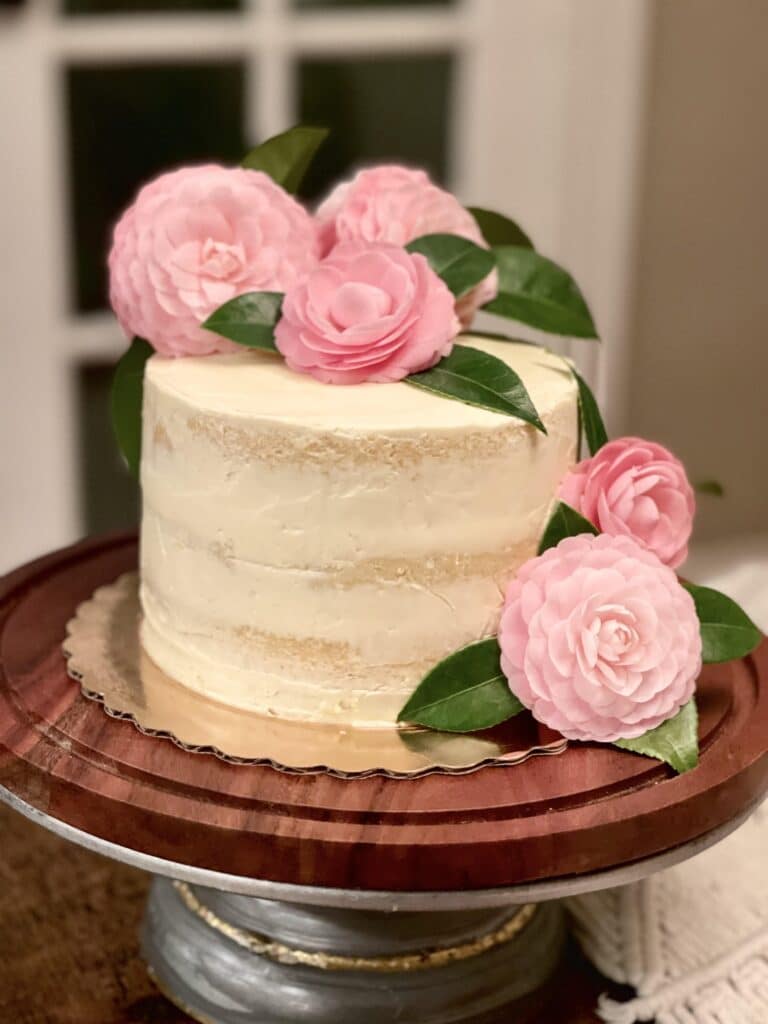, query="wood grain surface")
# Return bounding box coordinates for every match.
[1,532,767,893]
[0,803,616,1024]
